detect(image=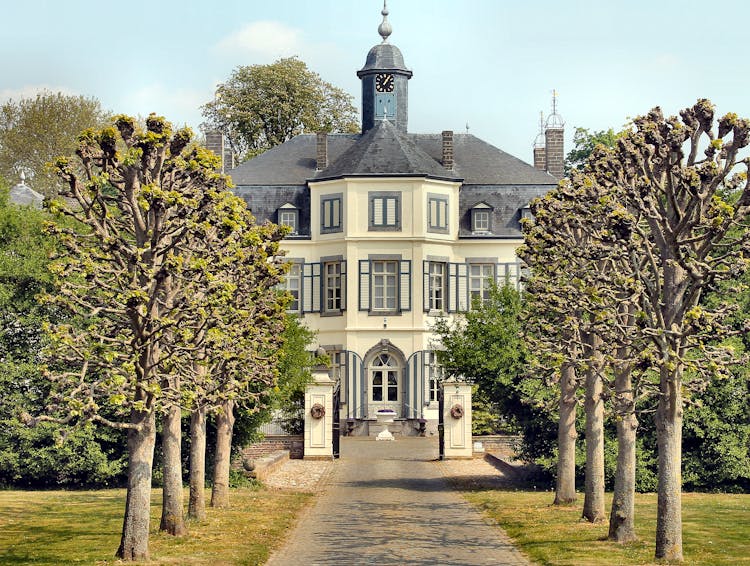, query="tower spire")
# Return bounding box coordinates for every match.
[378,1,392,43]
